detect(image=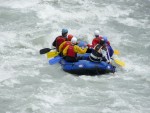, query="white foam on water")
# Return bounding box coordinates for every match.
[34,1,135,49]
[0,32,17,81]
[0,0,150,113]
[0,32,17,47]
[0,69,14,82]
[0,0,40,9]
[116,17,149,28]
[1,78,21,87]
[35,94,65,106]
